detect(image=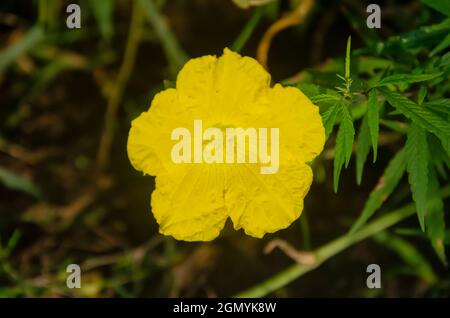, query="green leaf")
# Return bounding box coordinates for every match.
[425,165,447,265]
[372,18,450,55]
[421,0,450,17]
[333,103,355,192]
[340,104,355,168]
[405,124,429,231]
[0,27,44,73]
[297,83,340,101]
[374,73,442,87]
[423,99,450,118]
[379,119,408,134]
[417,86,428,105]
[374,232,437,283]
[356,113,371,185]
[350,148,407,233]
[311,94,340,104]
[367,89,380,162]
[379,87,450,156]
[0,167,42,199]
[88,0,115,41]
[321,103,339,138]
[345,36,352,79]
[428,134,450,179]
[430,33,450,56]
